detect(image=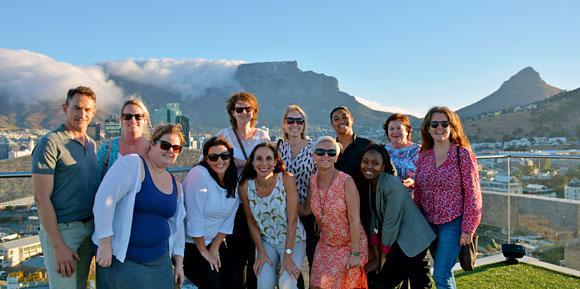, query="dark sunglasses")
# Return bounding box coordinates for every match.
[430,121,450,129]
[207,152,232,162]
[285,117,305,125]
[234,107,253,114]
[314,148,337,157]
[122,113,145,121]
[156,140,183,153]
